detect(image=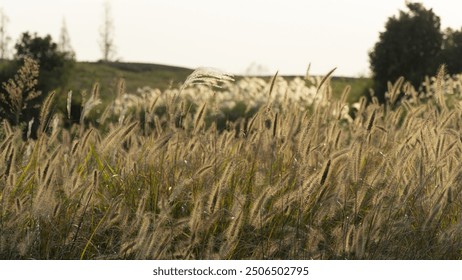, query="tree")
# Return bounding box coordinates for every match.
[14,32,75,94]
[440,28,462,74]
[58,18,76,60]
[99,1,116,62]
[369,2,443,102]
[245,62,271,76]
[0,8,11,60]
